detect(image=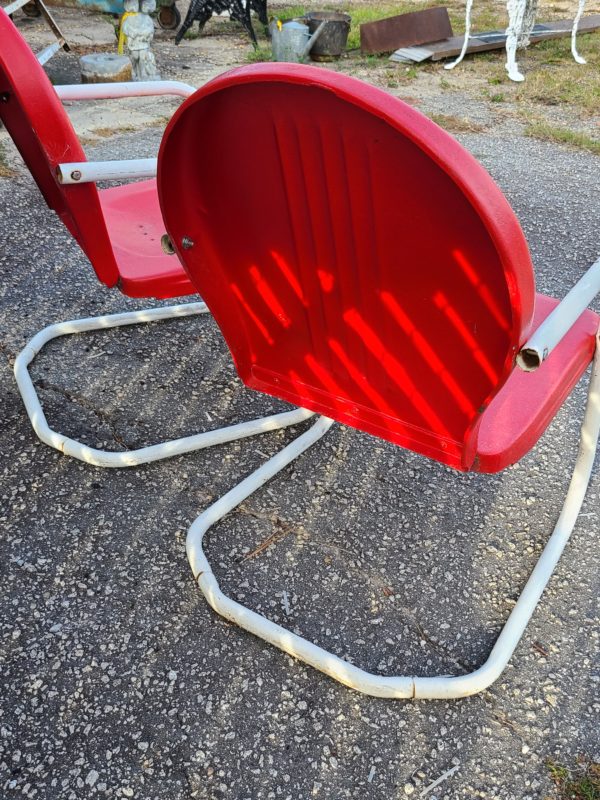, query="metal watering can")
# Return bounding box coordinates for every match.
[269,18,327,63]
